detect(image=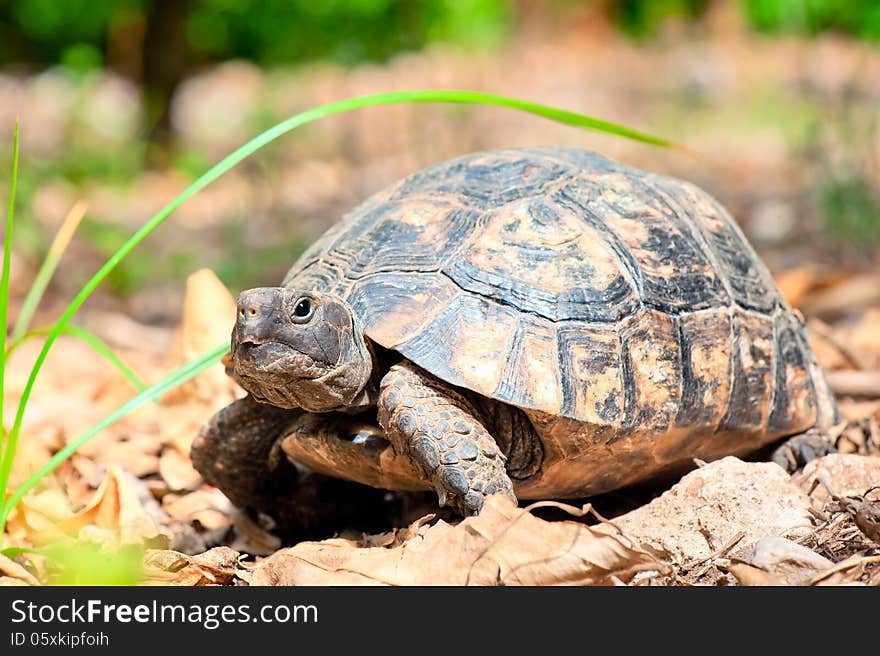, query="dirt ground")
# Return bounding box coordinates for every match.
[1,9,879,585]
